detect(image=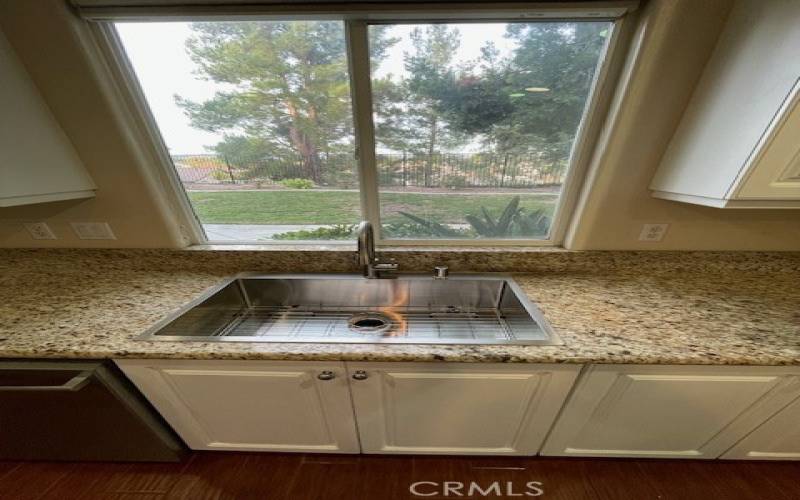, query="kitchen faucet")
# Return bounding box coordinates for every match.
[356,221,398,279]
